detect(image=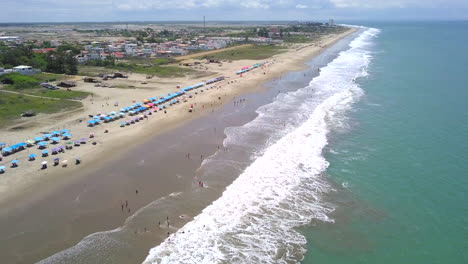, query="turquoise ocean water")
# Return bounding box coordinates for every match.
[302,21,468,263]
